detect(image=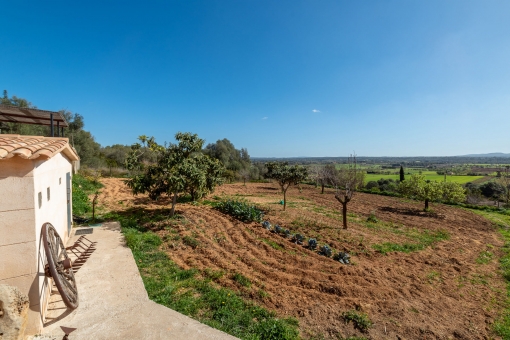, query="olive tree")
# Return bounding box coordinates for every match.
[126,132,224,216]
[265,162,308,211]
[480,181,506,207]
[334,155,365,229]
